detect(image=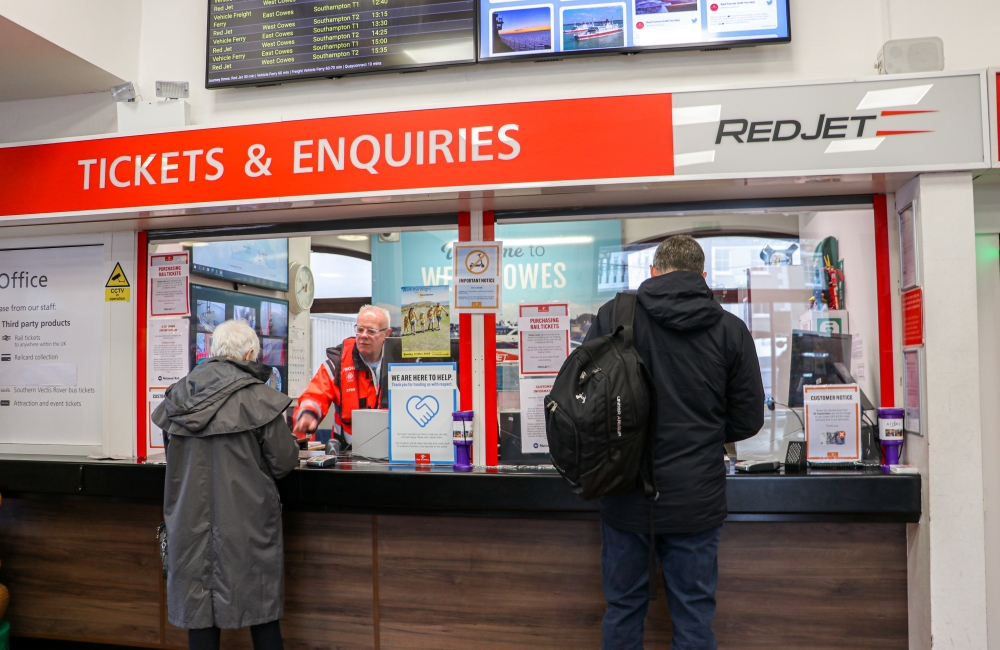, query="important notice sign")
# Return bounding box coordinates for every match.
[453,241,502,313]
[0,245,104,446]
